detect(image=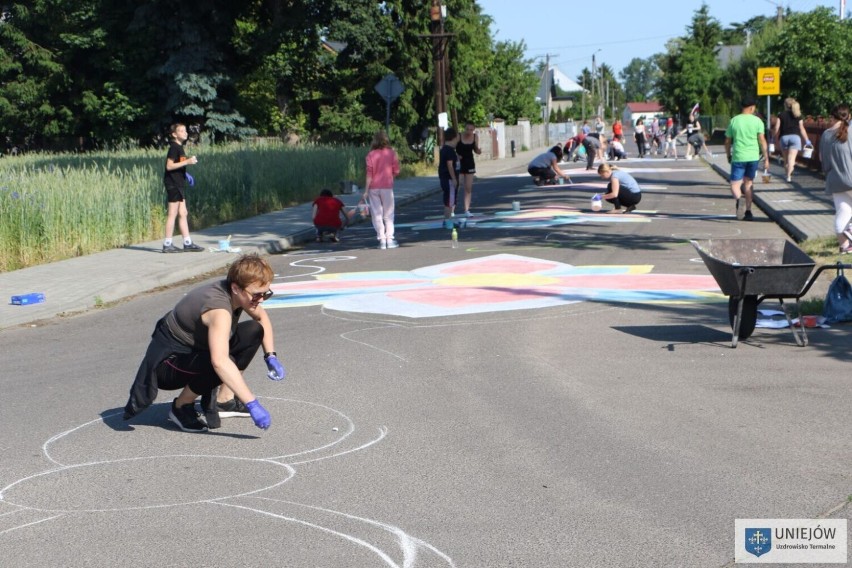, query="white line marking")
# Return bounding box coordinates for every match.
[0,514,63,537]
[286,426,388,465]
[209,500,403,568]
